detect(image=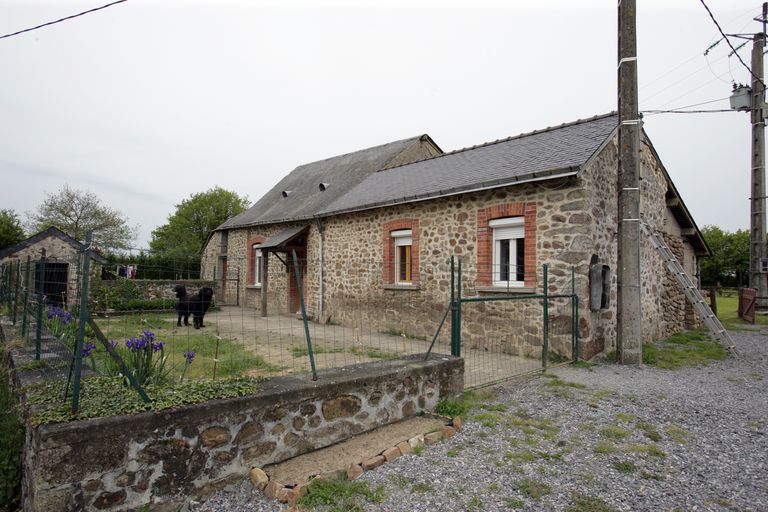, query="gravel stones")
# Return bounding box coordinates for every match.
[189,330,767,512]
